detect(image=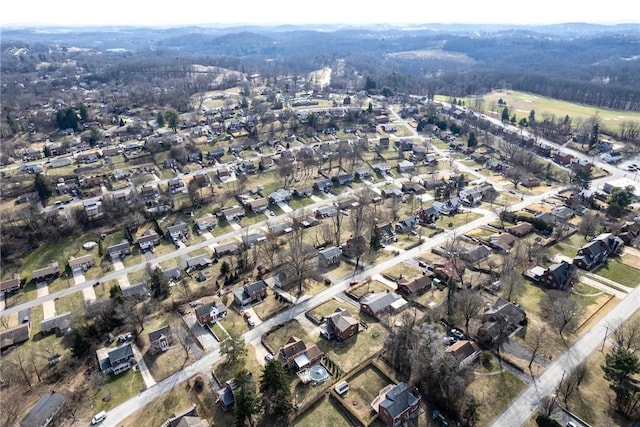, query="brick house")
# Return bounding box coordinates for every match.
[320,308,359,342]
[372,383,421,427]
[276,336,324,370]
[148,325,173,354]
[233,280,268,307]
